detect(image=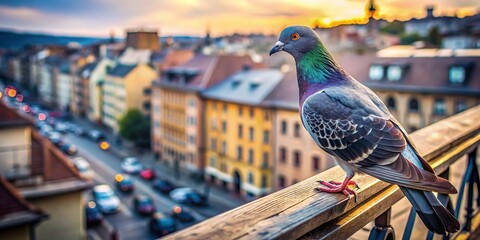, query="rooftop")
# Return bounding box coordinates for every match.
[202,69,284,105]
[107,63,137,77]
